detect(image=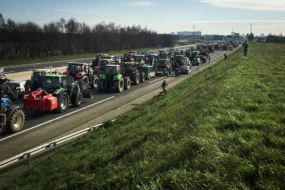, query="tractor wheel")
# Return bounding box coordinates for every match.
[81,75,90,89]
[83,90,94,99]
[98,80,105,92]
[6,108,25,133]
[114,78,124,93]
[56,92,69,113]
[146,74,151,80]
[124,77,131,90]
[134,73,140,85]
[91,76,98,89]
[71,92,83,107]
[140,72,145,83]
